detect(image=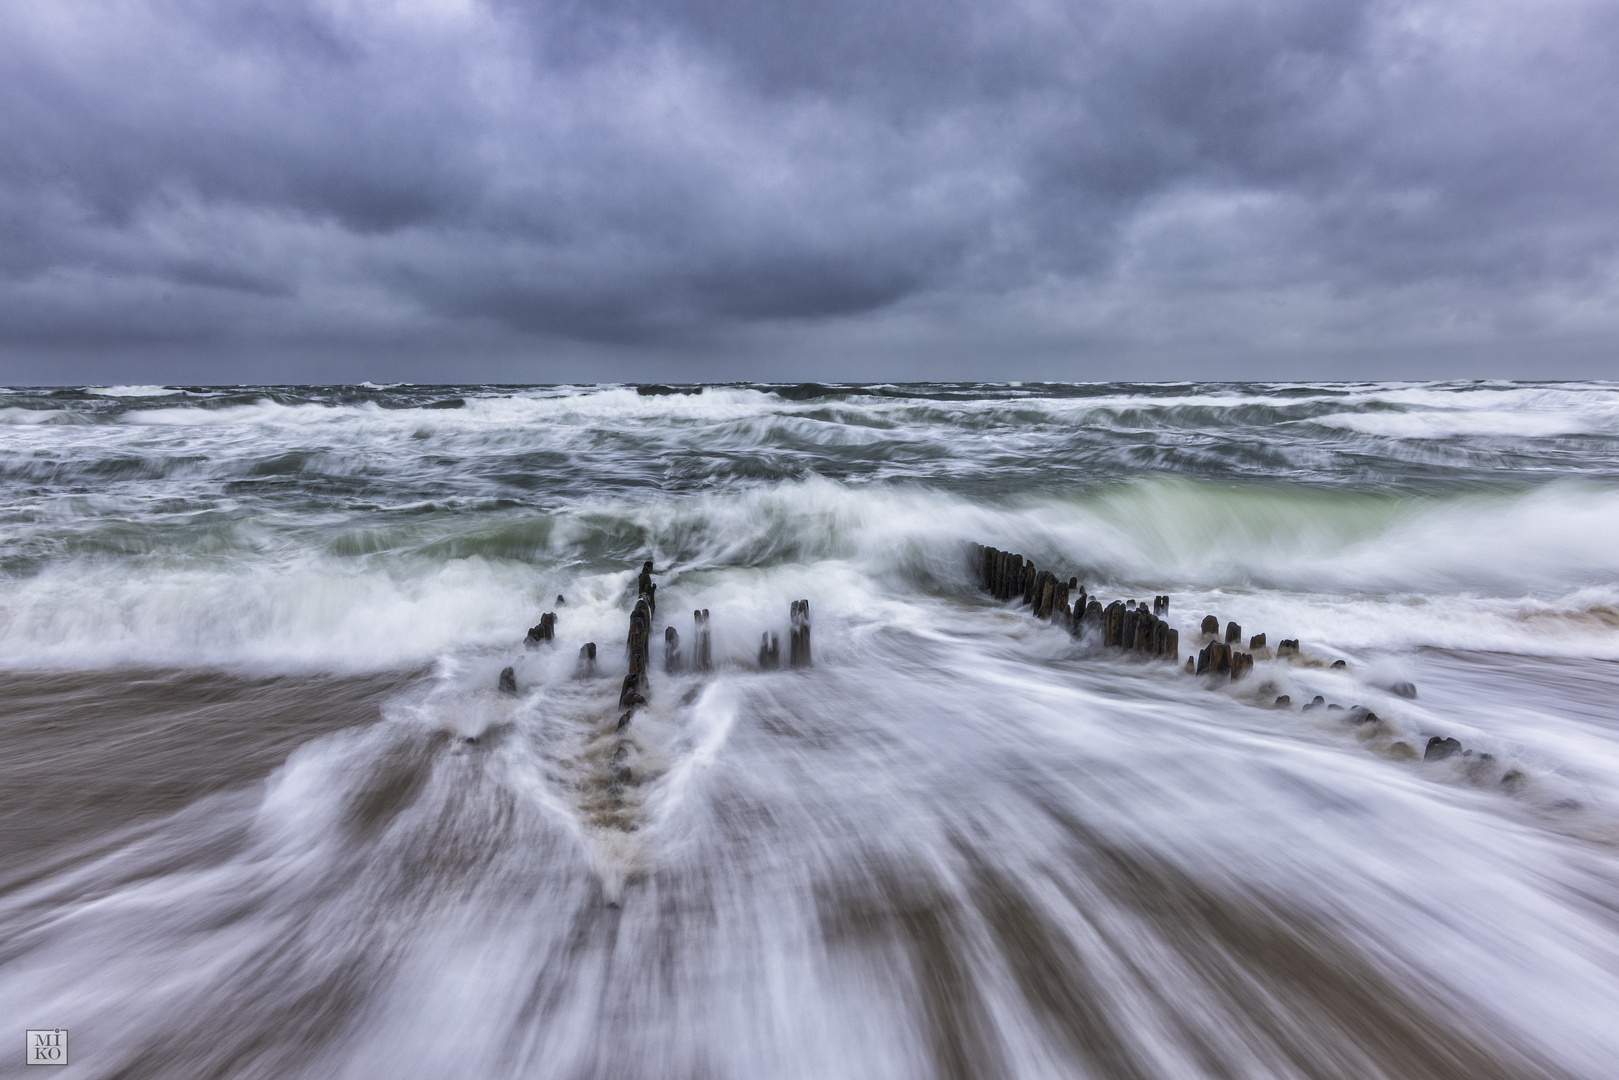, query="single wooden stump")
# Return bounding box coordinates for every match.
[1084,599,1102,629]
[789,599,812,667]
[498,666,517,694]
[525,611,557,646]
[1197,641,1232,675]
[1277,639,1300,657]
[1424,736,1462,762]
[696,609,712,672]
[1104,601,1126,646]
[1248,632,1266,650]
[627,599,651,675]
[620,670,649,709]
[1200,615,1219,635]
[1224,621,1242,644]
[664,626,681,673]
